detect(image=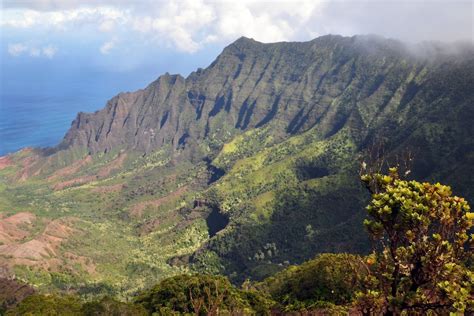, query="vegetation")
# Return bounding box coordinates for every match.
[6,294,147,316]
[136,274,273,315]
[197,128,369,282]
[6,294,83,316]
[0,150,210,298]
[1,269,356,315]
[356,168,473,314]
[256,253,366,311]
[81,297,147,316]
[1,154,472,314]
[0,278,35,313]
